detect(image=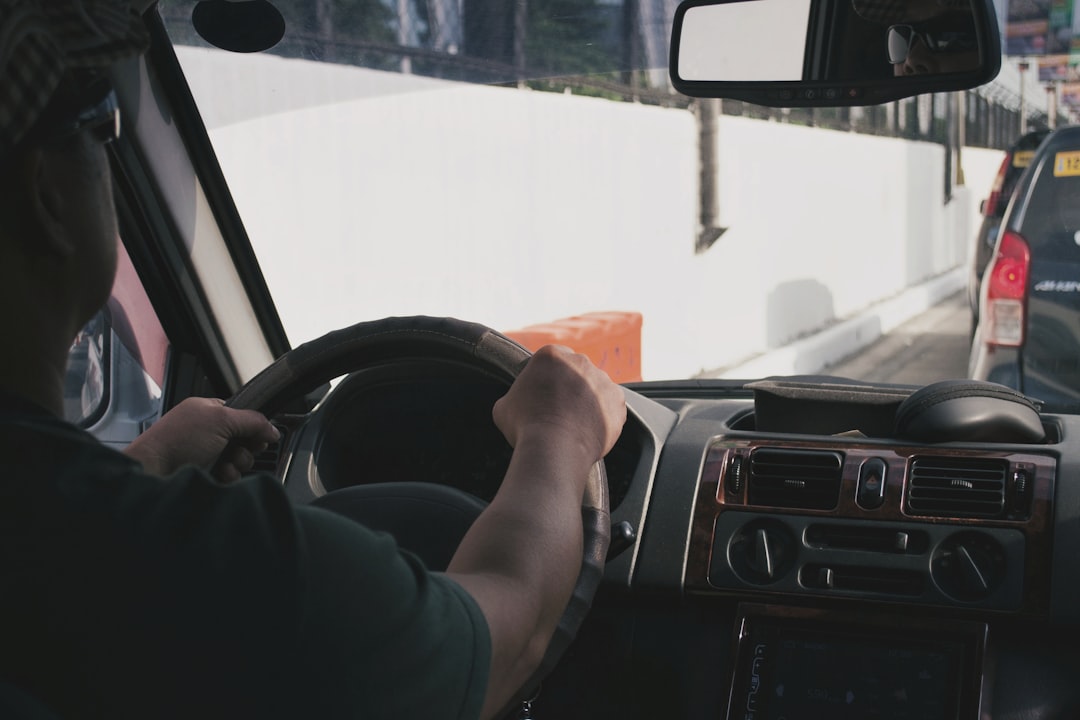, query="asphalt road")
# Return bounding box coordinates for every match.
[821,291,973,386]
